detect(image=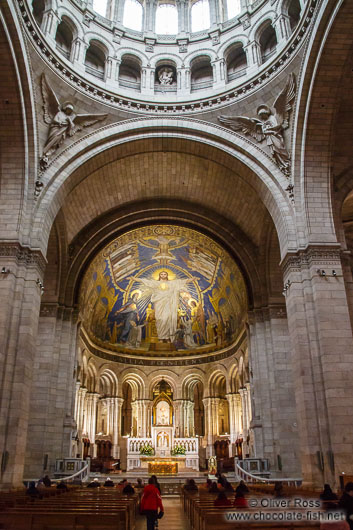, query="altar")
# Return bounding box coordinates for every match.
[140,457,185,475]
[126,379,200,472]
